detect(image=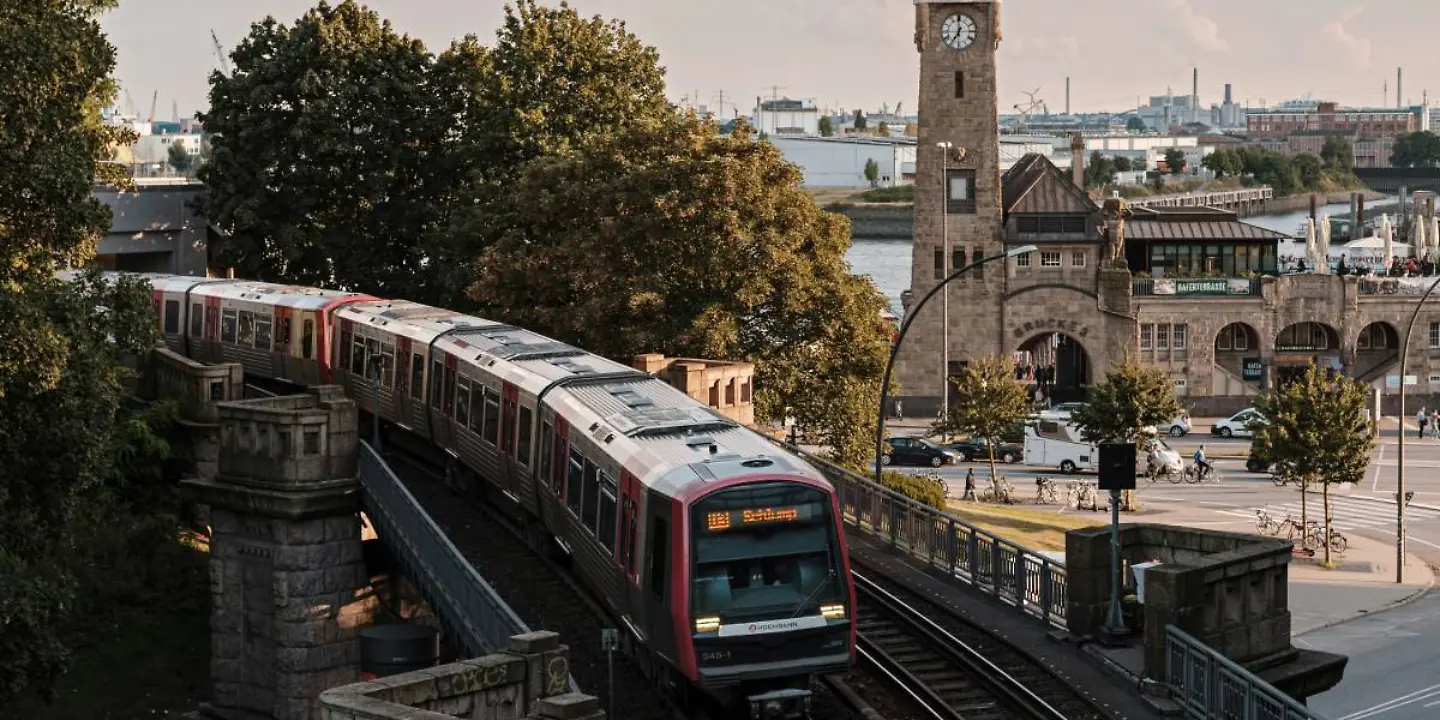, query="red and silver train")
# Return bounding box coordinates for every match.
[109,272,857,718]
